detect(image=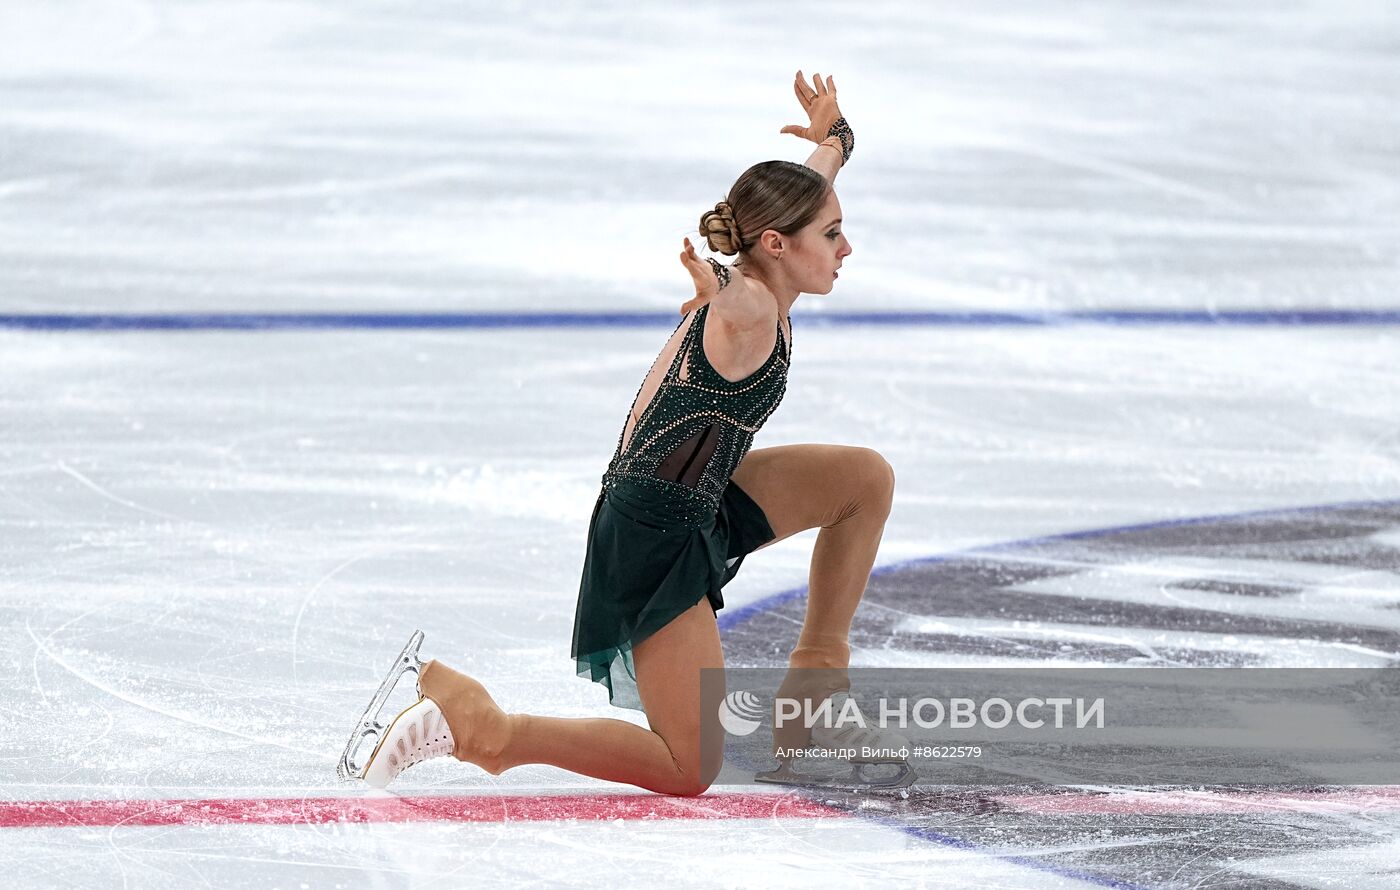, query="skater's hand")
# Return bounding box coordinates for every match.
[678,237,723,315]
[780,70,843,144]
